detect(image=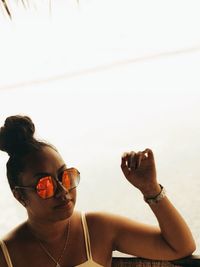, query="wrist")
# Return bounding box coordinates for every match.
[141,183,161,198]
[143,184,166,205]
